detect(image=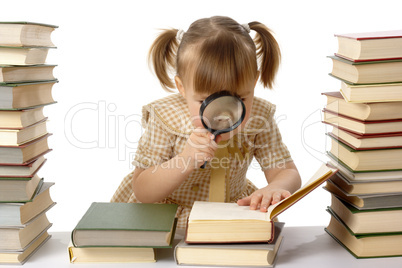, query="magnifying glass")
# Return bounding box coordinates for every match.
[199,90,246,169]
